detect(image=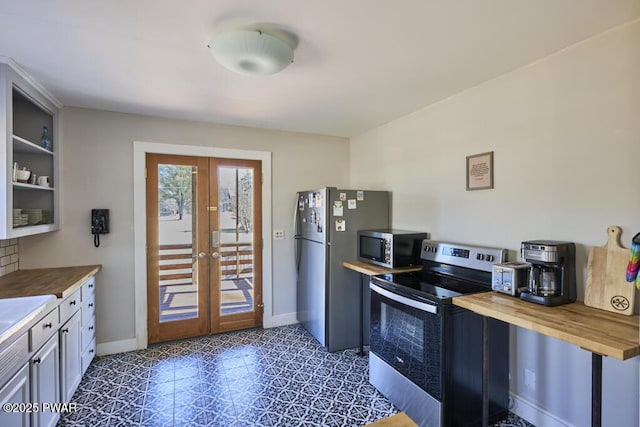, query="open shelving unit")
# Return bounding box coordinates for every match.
[1,58,61,239]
